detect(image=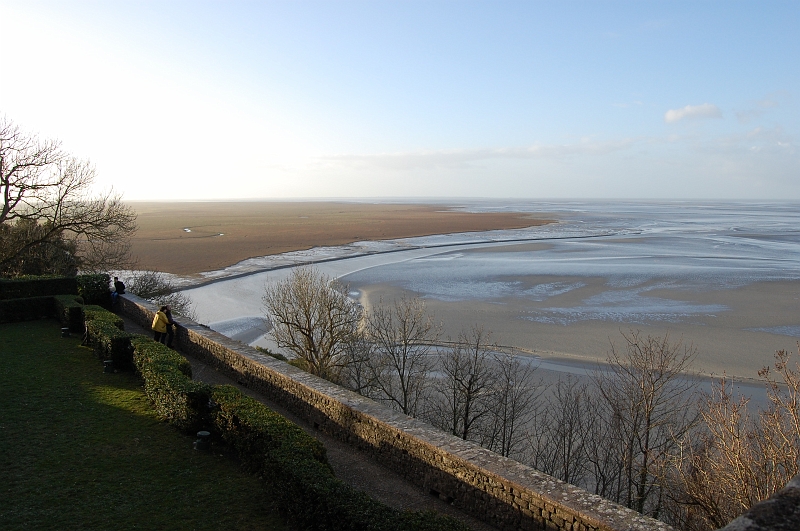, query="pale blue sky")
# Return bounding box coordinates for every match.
[1,1,798,200]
